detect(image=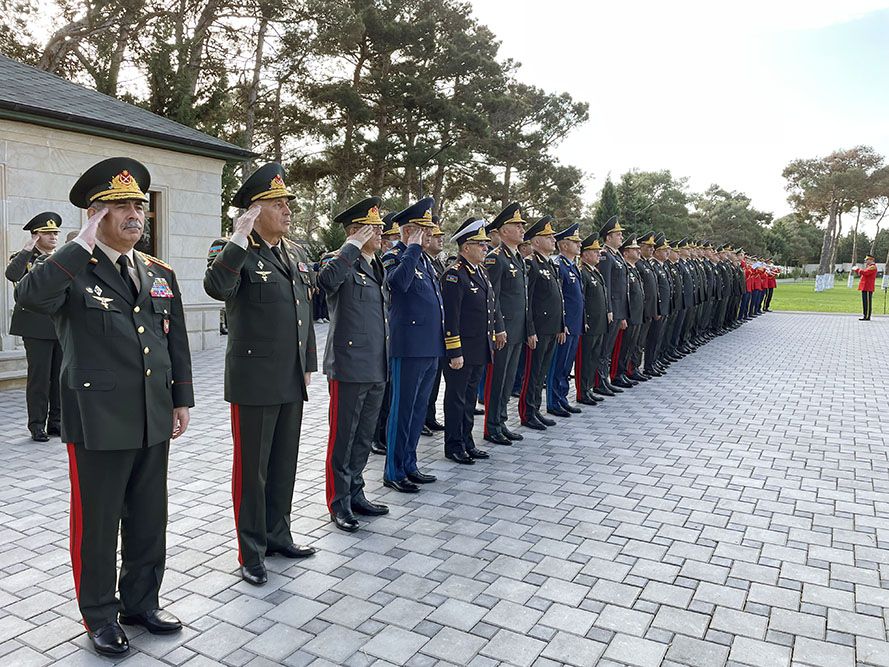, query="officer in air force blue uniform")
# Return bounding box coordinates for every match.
[441,218,495,464]
[382,197,444,492]
[546,223,583,416]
